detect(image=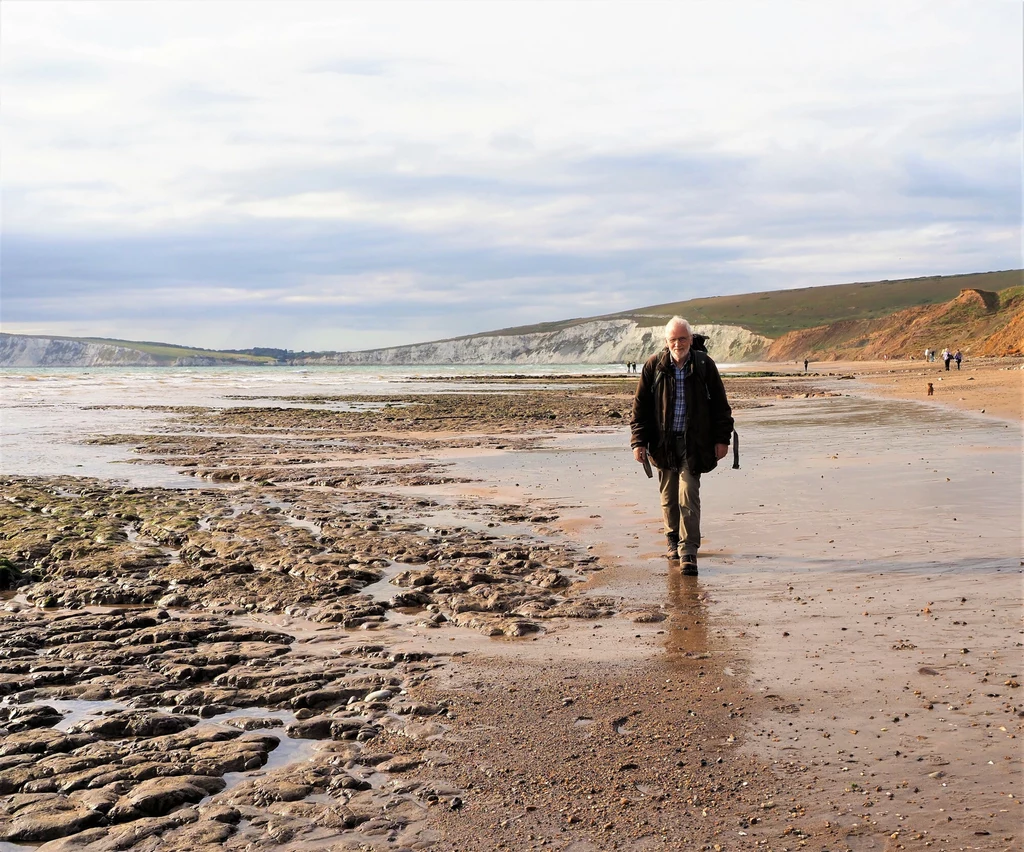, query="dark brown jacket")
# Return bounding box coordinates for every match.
[630,347,734,473]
